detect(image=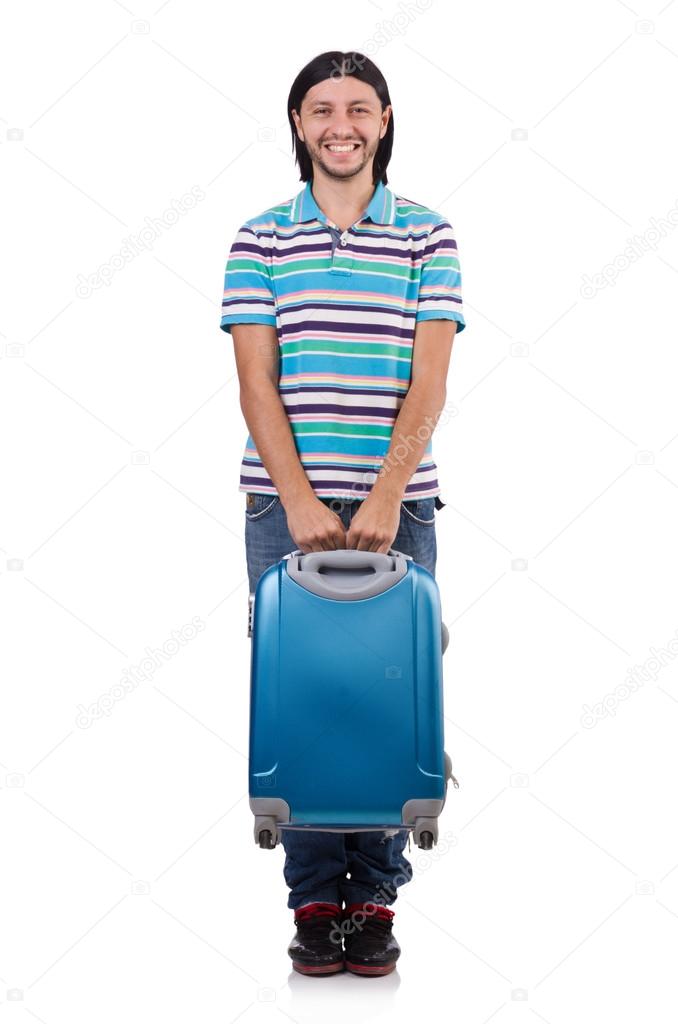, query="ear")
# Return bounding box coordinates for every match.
[291,108,304,142]
[379,105,392,139]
